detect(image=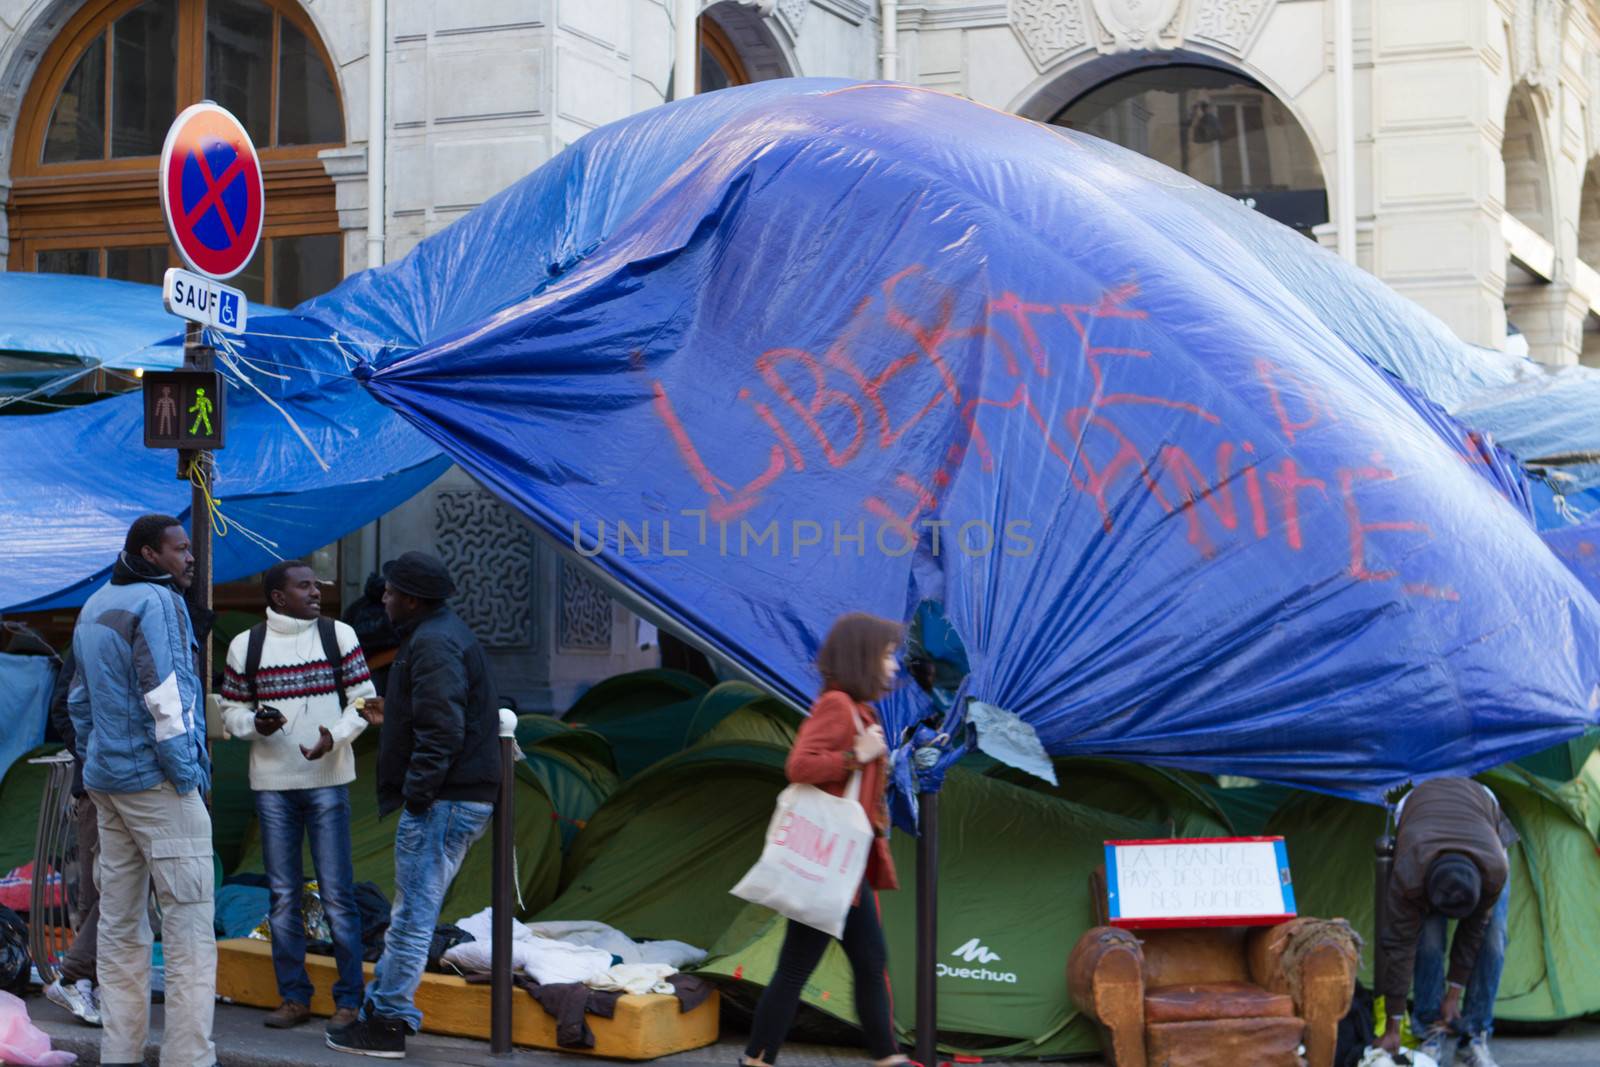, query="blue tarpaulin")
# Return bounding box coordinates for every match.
[0,653,54,783]
[1545,515,1600,601]
[0,273,189,371]
[0,299,448,612]
[358,80,1600,800]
